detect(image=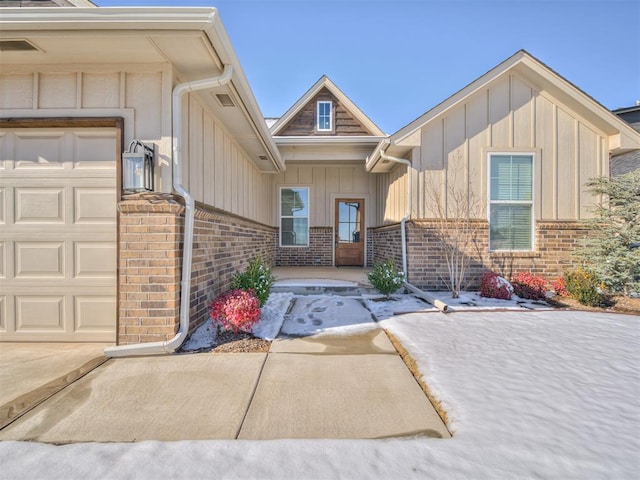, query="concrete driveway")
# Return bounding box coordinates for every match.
[0,328,450,442]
